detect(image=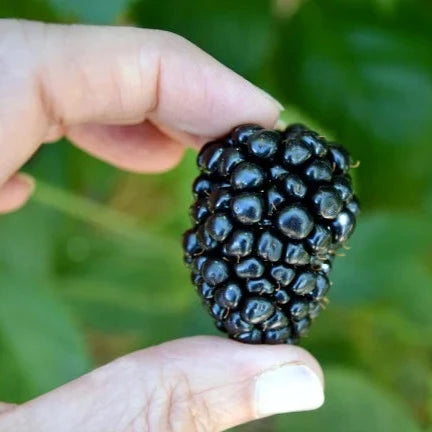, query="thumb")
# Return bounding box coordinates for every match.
[0,336,324,432]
